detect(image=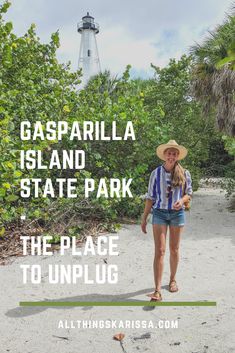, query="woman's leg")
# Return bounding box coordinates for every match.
[169,226,184,282]
[152,224,167,291]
